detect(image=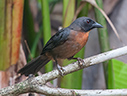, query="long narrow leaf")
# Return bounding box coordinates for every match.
[0,1,7,70]
[23,0,36,49]
[94,0,113,88]
[41,0,53,72]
